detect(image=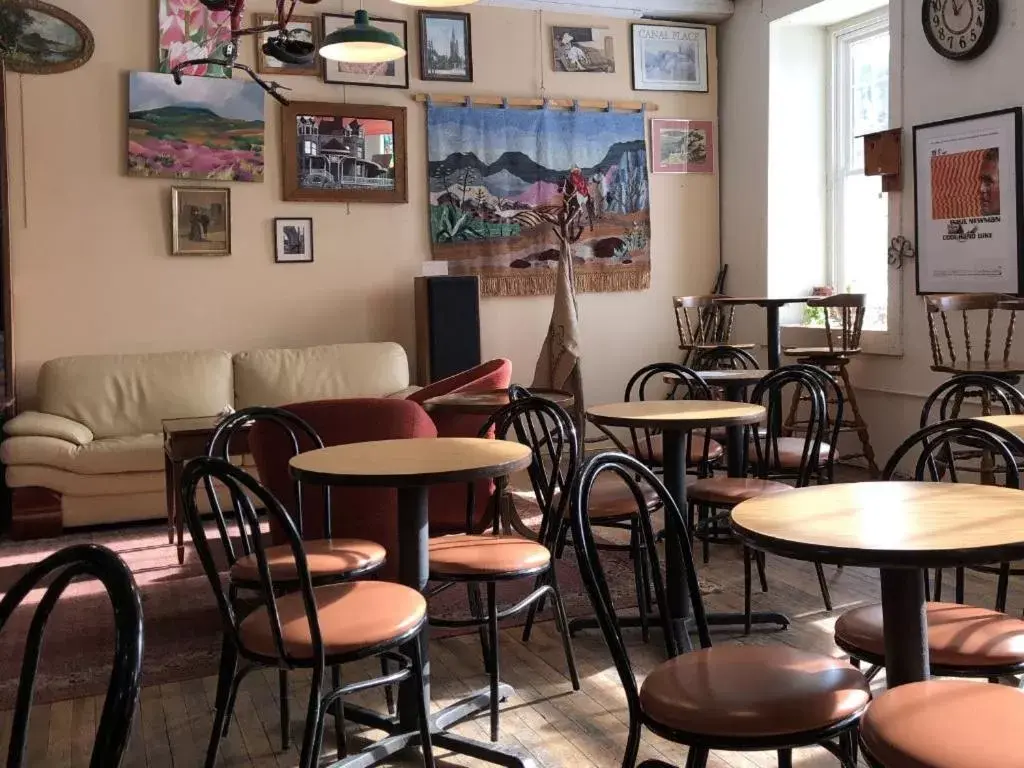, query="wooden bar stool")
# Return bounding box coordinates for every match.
[673,295,758,368]
[783,292,879,477]
[926,293,1024,380]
